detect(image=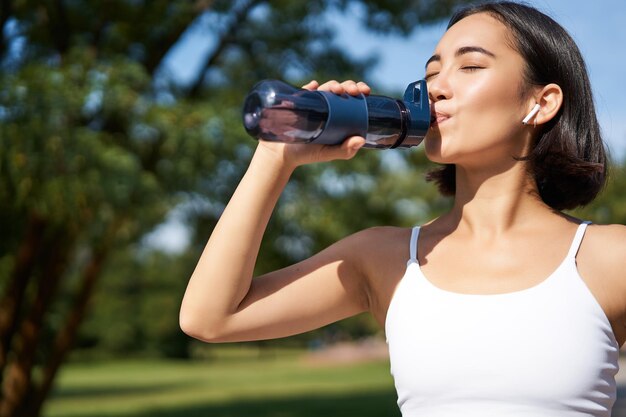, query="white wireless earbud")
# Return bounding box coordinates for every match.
[522,104,541,125]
